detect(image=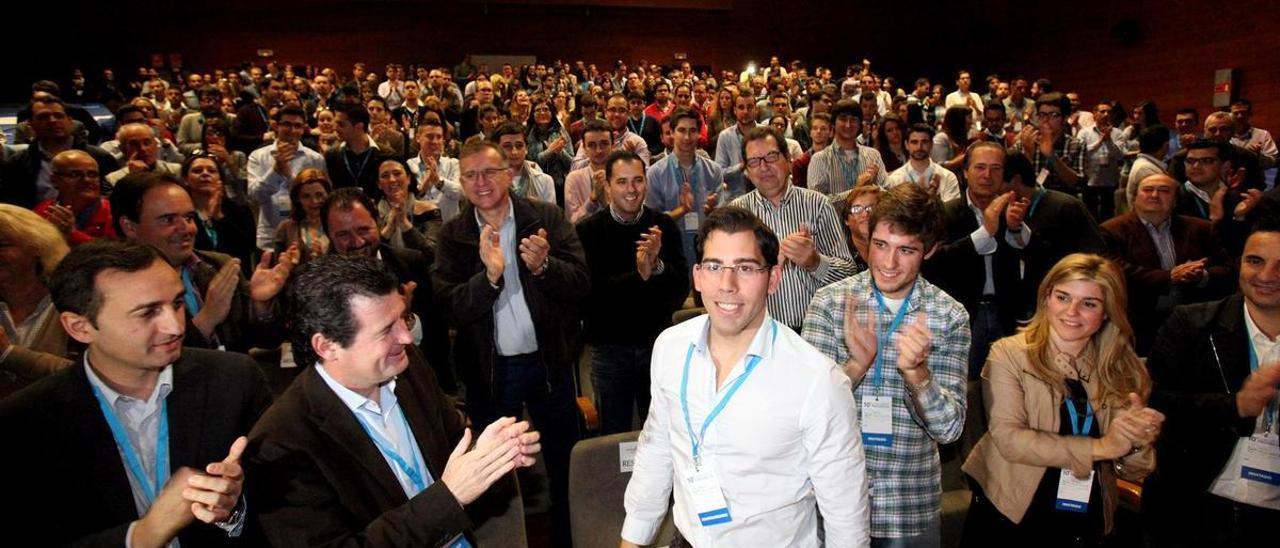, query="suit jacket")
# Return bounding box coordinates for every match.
[183,250,283,353]
[924,196,1023,333]
[0,348,272,547]
[1099,212,1233,354]
[432,195,590,392]
[0,139,118,208]
[1018,189,1107,321]
[1141,294,1262,540]
[0,300,73,399]
[963,334,1154,534]
[247,347,507,547]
